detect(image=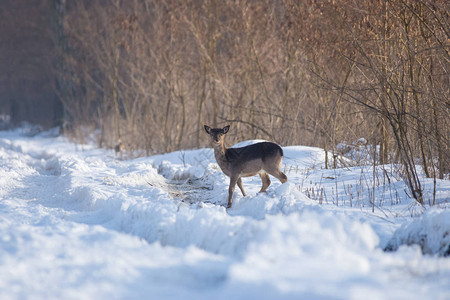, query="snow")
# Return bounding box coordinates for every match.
[0,129,449,300]
[386,208,450,256]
